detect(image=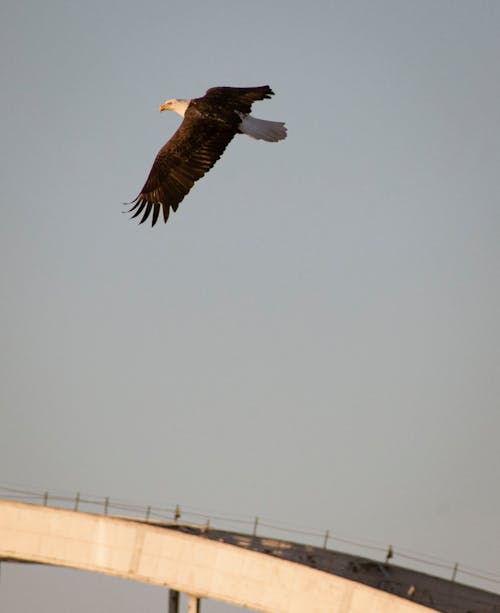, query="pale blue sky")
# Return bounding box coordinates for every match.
[1,1,499,611]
